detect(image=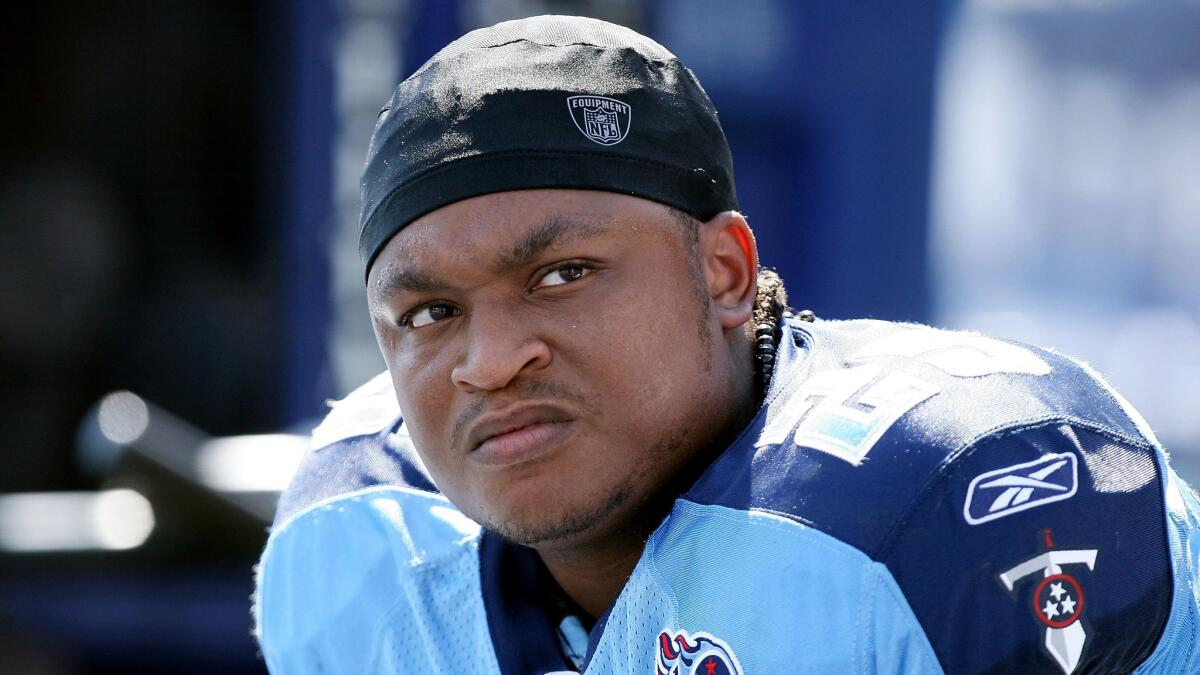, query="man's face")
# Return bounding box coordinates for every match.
[367,189,742,549]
